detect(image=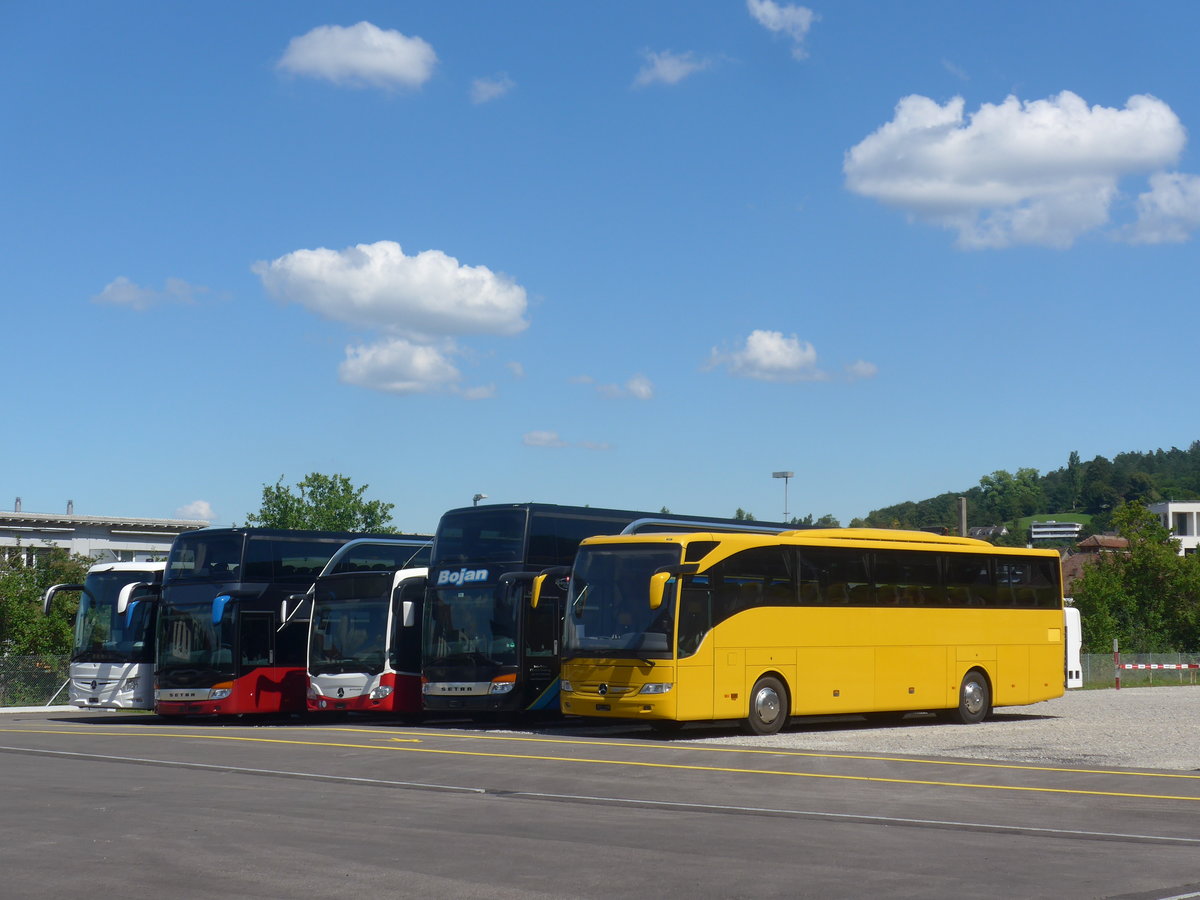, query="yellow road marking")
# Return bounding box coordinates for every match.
[312,725,1200,783]
[2,726,1199,804]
